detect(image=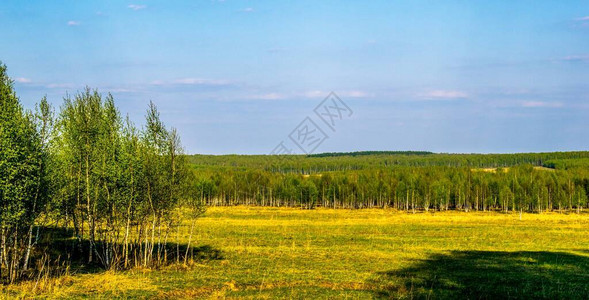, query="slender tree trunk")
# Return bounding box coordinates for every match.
[184,217,196,264]
[1,227,6,269]
[86,155,93,263]
[124,192,133,268]
[22,225,34,271]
